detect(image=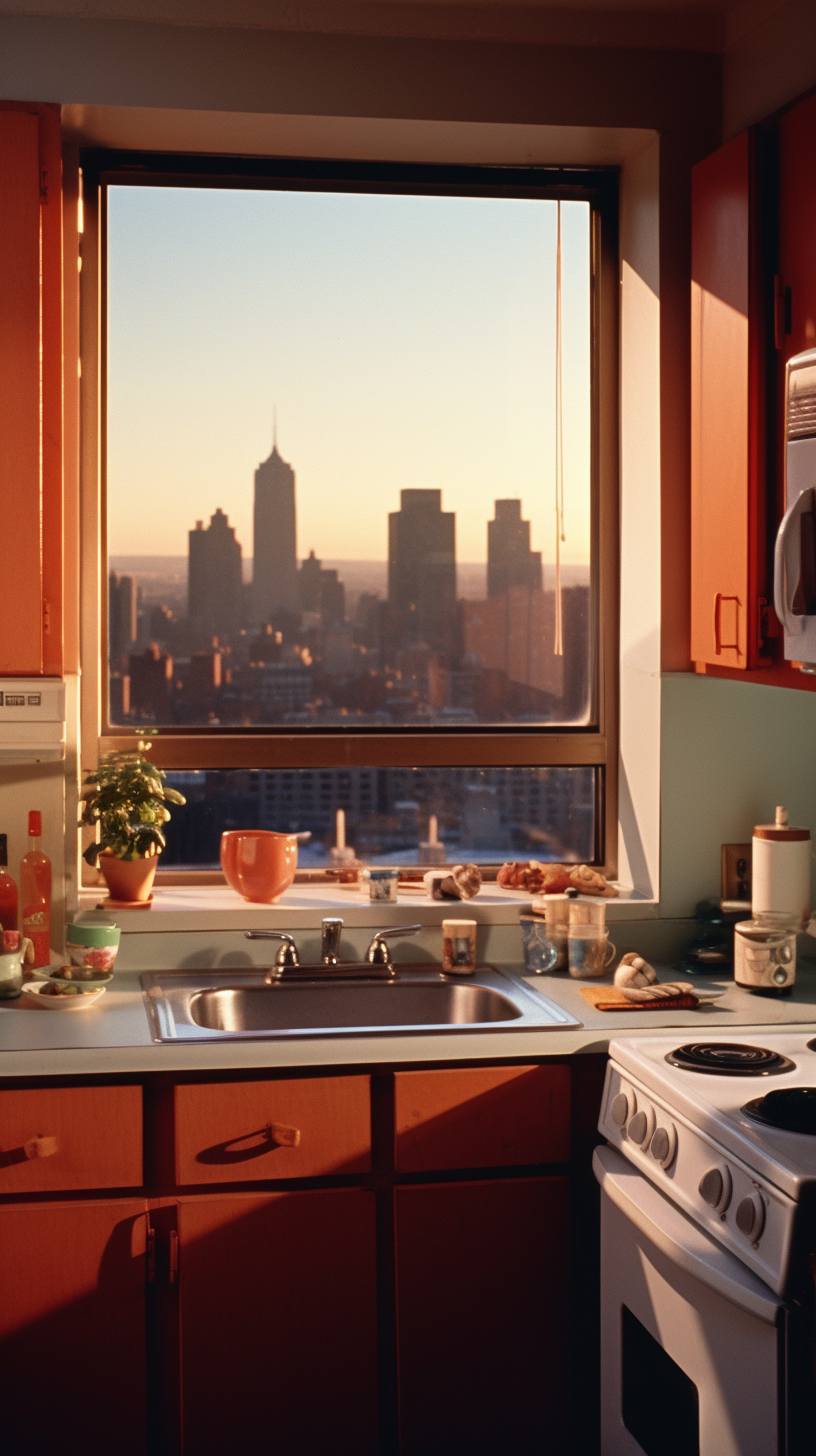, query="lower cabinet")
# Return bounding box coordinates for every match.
[0,1062,586,1455]
[396,1177,572,1456]
[176,1188,380,1456]
[0,1197,148,1456]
